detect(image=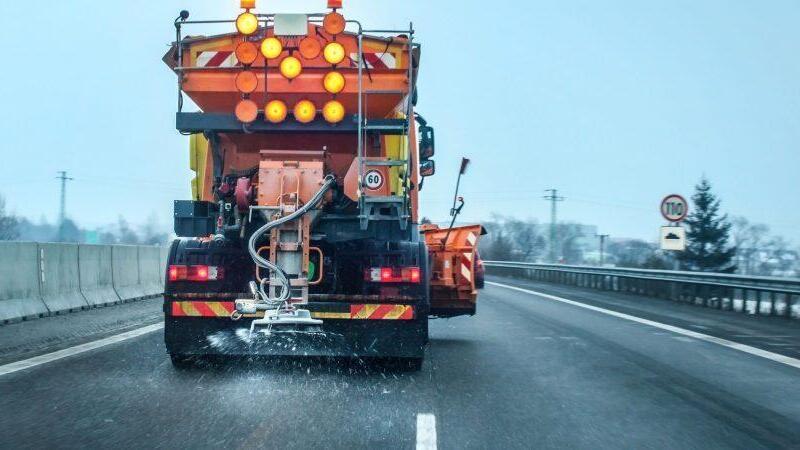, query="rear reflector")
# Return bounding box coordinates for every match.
[168,265,223,282]
[364,266,421,283]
